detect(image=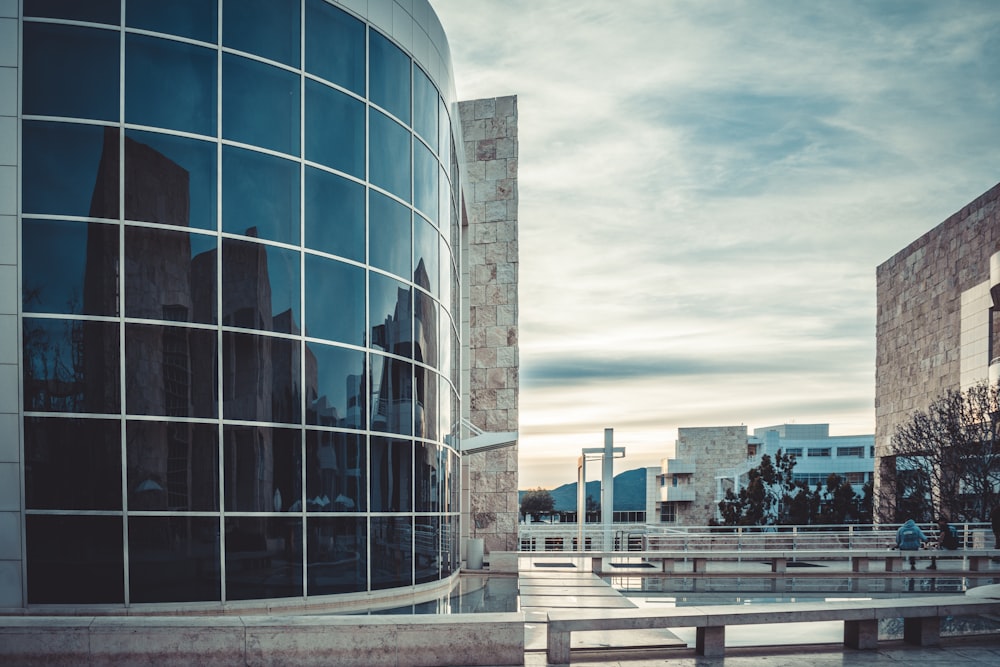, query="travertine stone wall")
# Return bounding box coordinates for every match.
[675,426,748,526]
[458,96,519,553]
[874,182,1000,517]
